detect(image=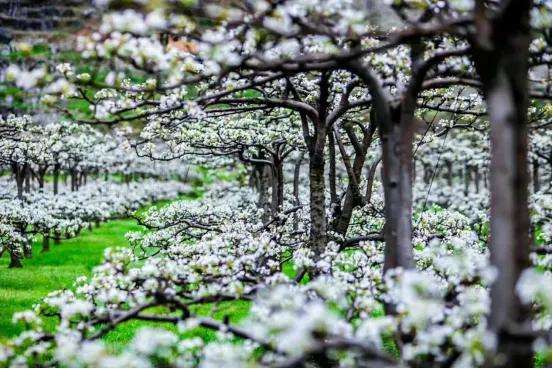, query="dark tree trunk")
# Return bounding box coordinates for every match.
[260,165,272,217]
[474,168,481,193]
[42,235,50,252]
[308,153,327,256]
[293,154,304,206]
[307,72,331,260]
[486,71,533,365]
[53,164,60,195]
[334,188,356,235]
[16,171,24,199]
[380,113,415,272]
[250,159,272,220]
[24,165,31,193]
[54,231,61,244]
[13,163,26,200]
[532,159,540,193]
[71,169,78,191]
[423,164,431,184]
[8,249,22,268]
[248,166,256,188]
[292,154,304,231]
[464,165,471,195]
[272,157,284,211]
[365,155,381,206]
[327,131,339,218]
[38,173,45,189]
[36,165,47,189]
[346,57,420,273]
[332,123,375,235]
[472,0,534,365]
[446,161,453,186]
